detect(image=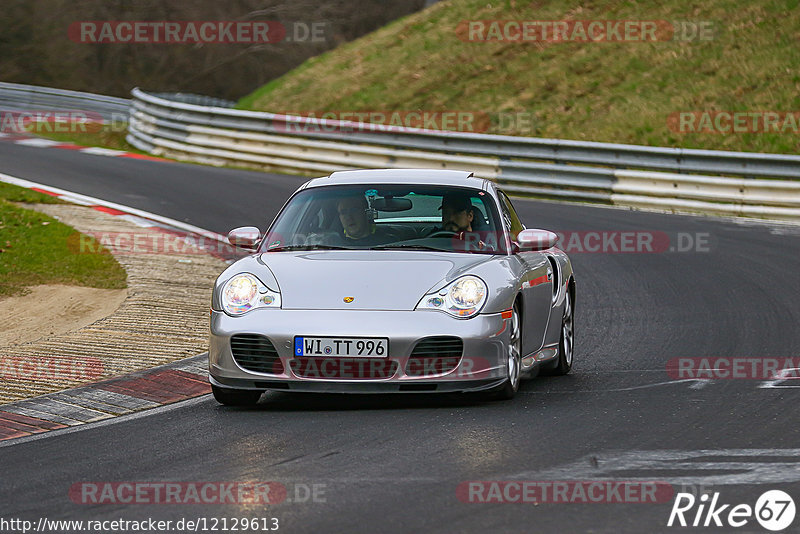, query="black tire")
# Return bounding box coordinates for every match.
[490,301,522,400]
[212,385,263,406]
[545,286,574,376]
